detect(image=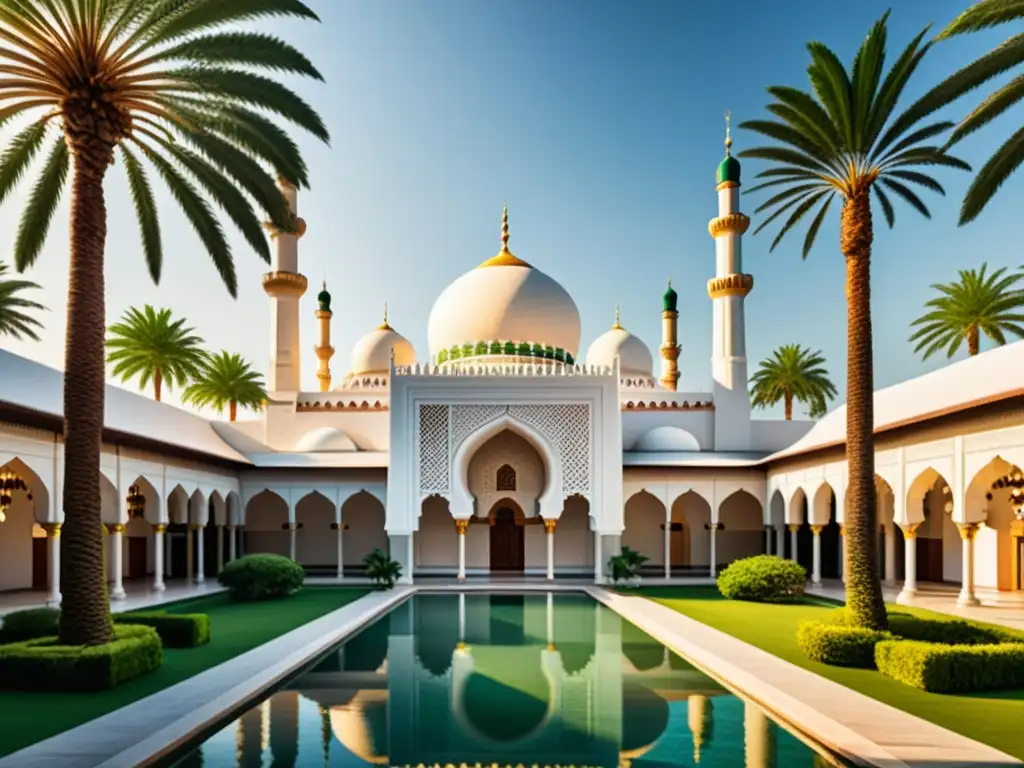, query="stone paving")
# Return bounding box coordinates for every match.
[589,586,1021,768]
